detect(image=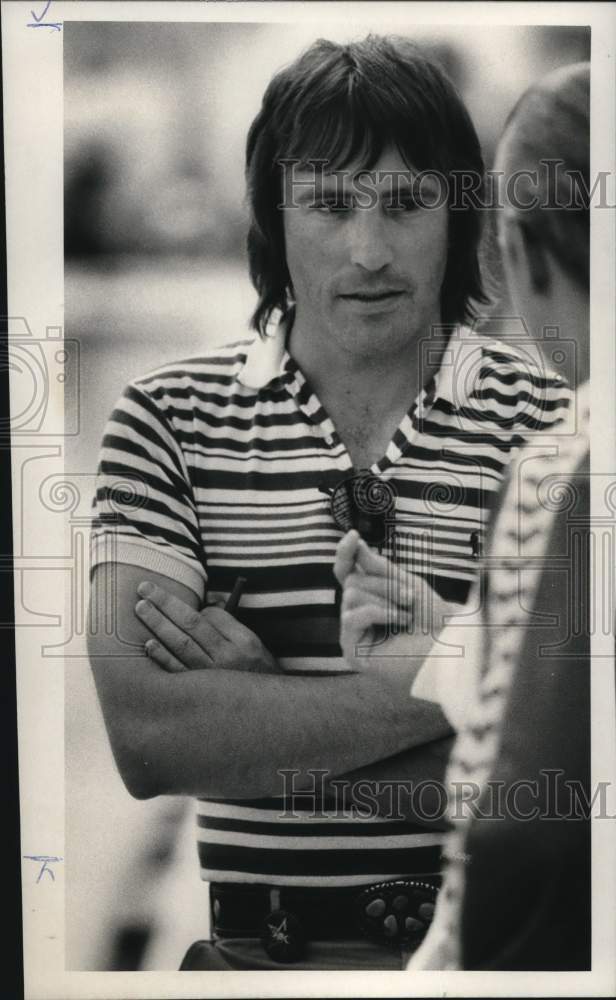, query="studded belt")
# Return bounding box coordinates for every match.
[210,879,440,963]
